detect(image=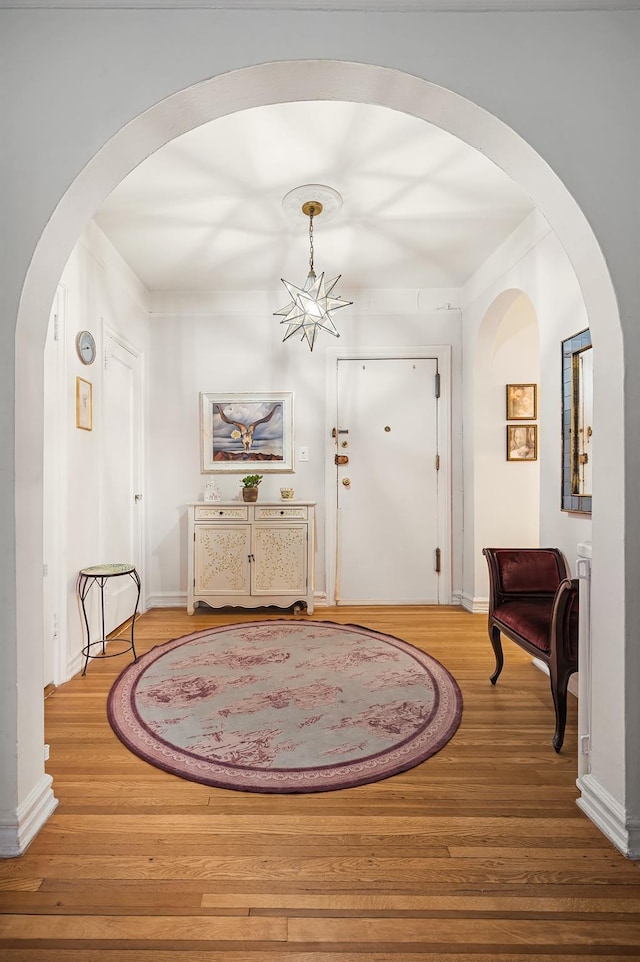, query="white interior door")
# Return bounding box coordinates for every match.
[101,332,143,635]
[336,356,441,604]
